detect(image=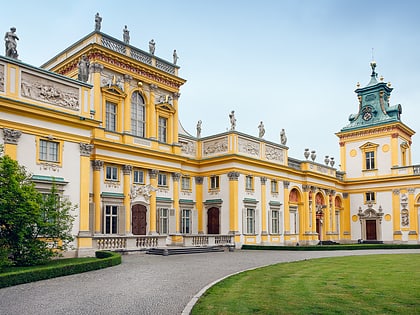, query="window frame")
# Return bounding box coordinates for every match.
[365,191,376,204]
[245,208,255,234]
[105,165,119,182]
[104,205,118,234]
[245,175,254,191]
[181,209,192,234]
[158,172,168,187]
[271,209,279,234]
[209,175,220,190]
[158,207,169,234]
[181,176,191,191]
[133,169,144,184]
[130,91,146,138]
[158,116,168,143]
[105,101,117,132]
[271,180,278,194]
